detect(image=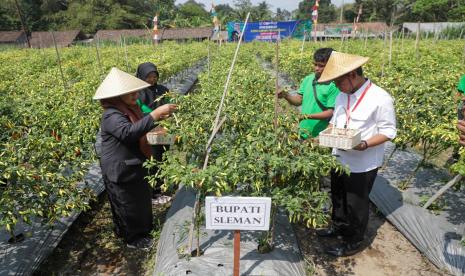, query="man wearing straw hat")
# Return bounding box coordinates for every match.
[316,51,397,257]
[94,67,177,250]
